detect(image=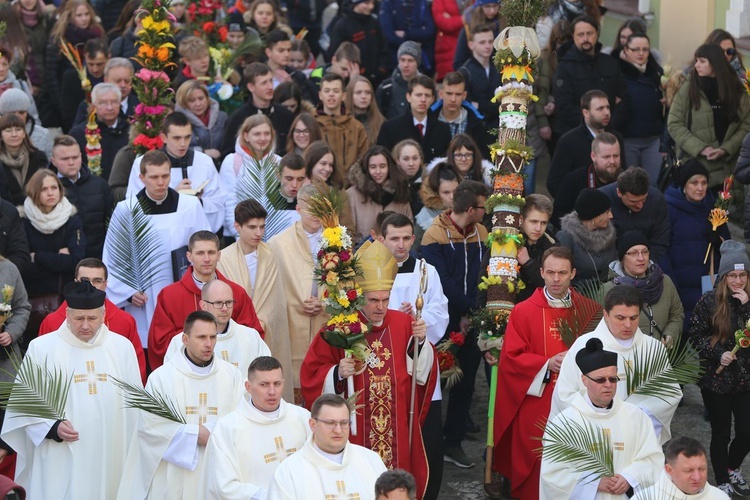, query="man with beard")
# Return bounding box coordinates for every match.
[547,90,626,196]
[551,132,622,226]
